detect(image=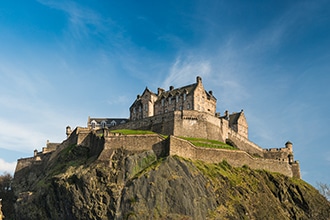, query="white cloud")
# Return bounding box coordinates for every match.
[37,0,107,39]
[163,55,211,88]
[0,158,16,175]
[0,118,48,153]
